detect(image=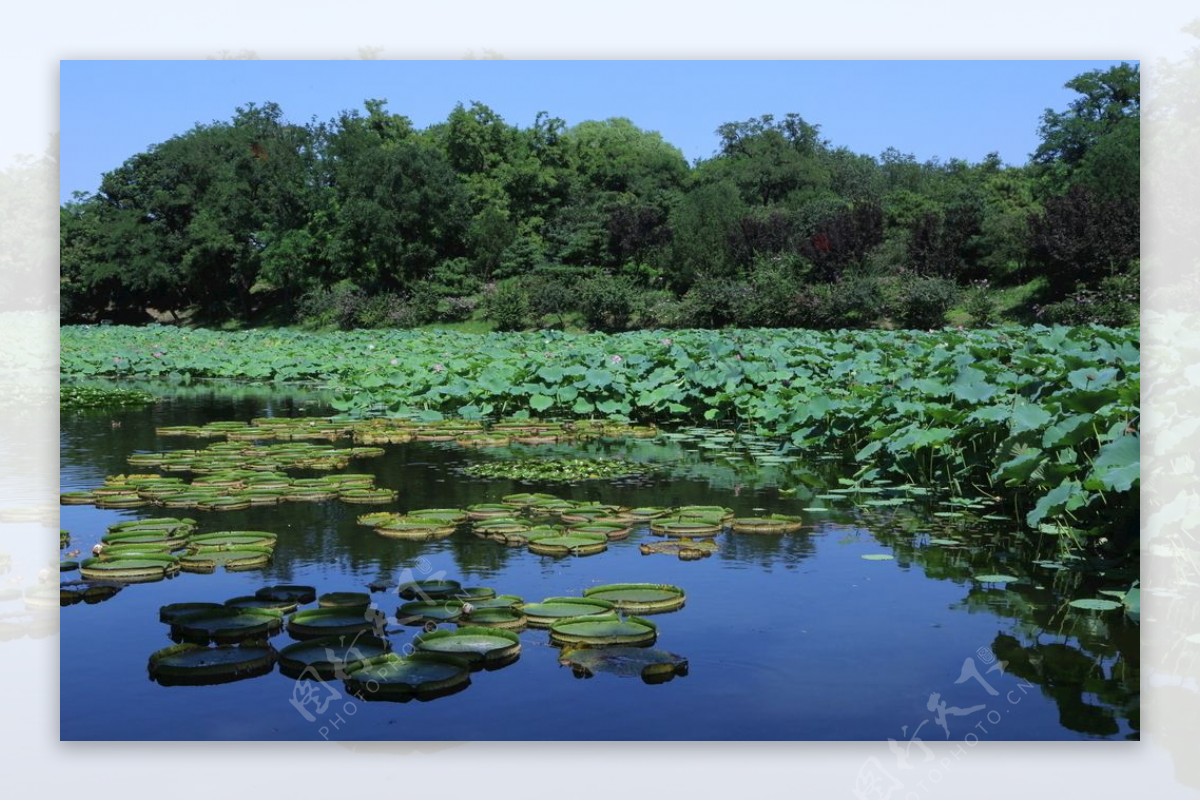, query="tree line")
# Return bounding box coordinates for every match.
[60,63,1139,331]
